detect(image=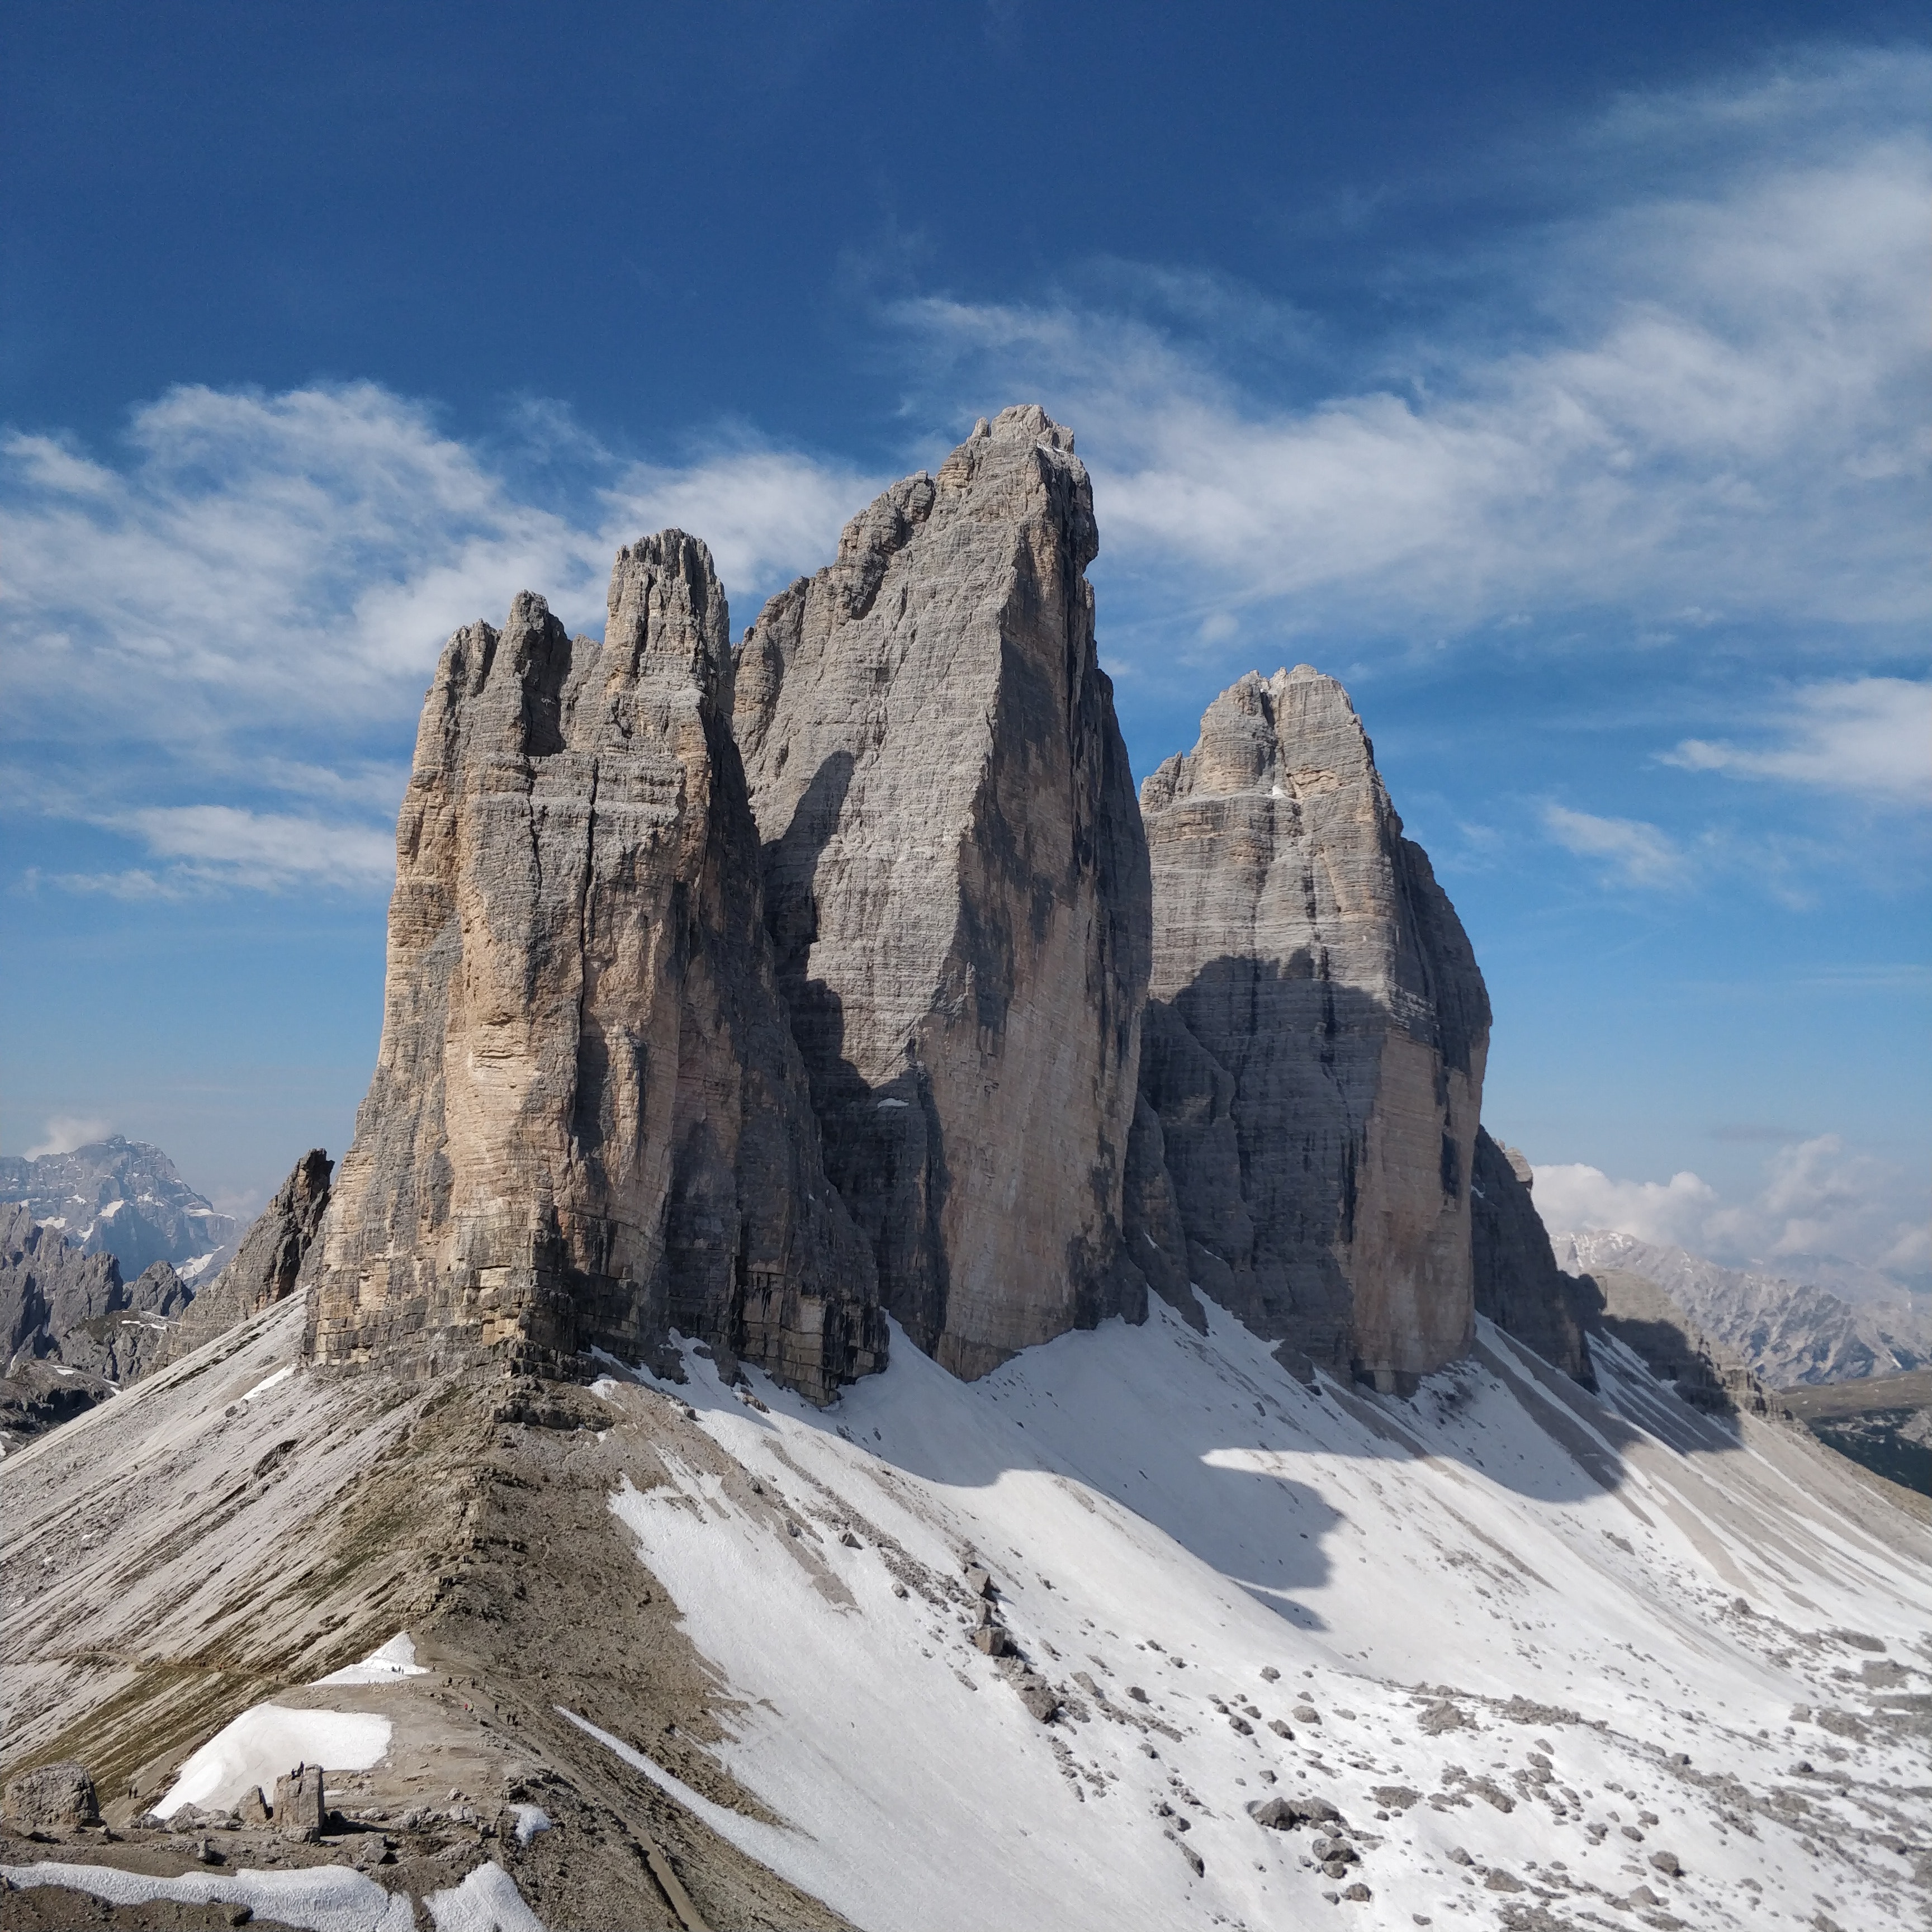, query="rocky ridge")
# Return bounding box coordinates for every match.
[0,1137,238,1284]
[1470,1134,1595,1386]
